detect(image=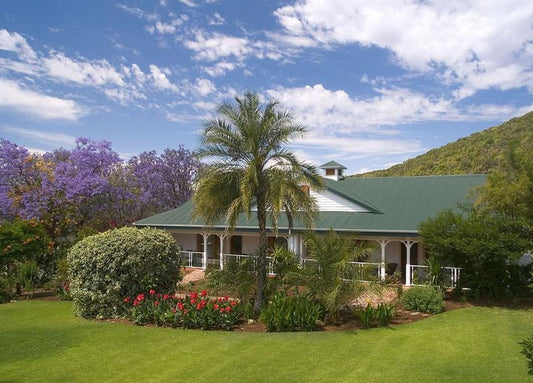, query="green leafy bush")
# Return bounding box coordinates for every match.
[402,286,444,314]
[68,227,181,319]
[16,260,38,297]
[357,303,376,329]
[206,257,256,303]
[356,302,395,328]
[261,293,323,332]
[521,334,533,375]
[125,290,241,331]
